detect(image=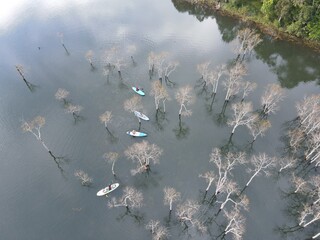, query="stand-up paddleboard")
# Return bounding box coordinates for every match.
[134,110,149,121]
[132,87,145,96]
[97,183,119,196]
[126,130,147,137]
